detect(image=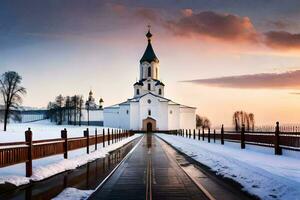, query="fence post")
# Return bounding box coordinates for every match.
[103,128,105,148]
[108,128,110,145]
[208,128,211,143]
[241,124,245,149]
[275,122,282,155]
[213,129,216,143]
[111,129,114,144]
[221,125,224,145]
[198,129,200,140]
[25,128,33,177]
[189,129,191,138]
[193,129,195,139]
[61,128,68,159]
[84,128,90,154]
[202,127,204,141]
[95,128,98,151]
